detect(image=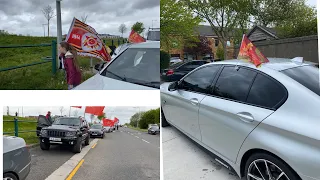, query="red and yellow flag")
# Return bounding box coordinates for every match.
[237,35,269,67]
[84,106,105,116]
[65,18,111,62]
[128,30,146,43]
